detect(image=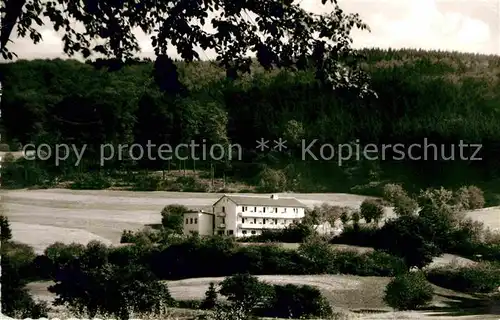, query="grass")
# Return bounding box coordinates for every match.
[29,274,499,319]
